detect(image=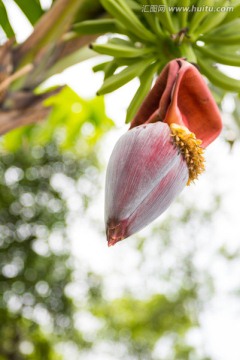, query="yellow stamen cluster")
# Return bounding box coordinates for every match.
[170,123,205,186]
